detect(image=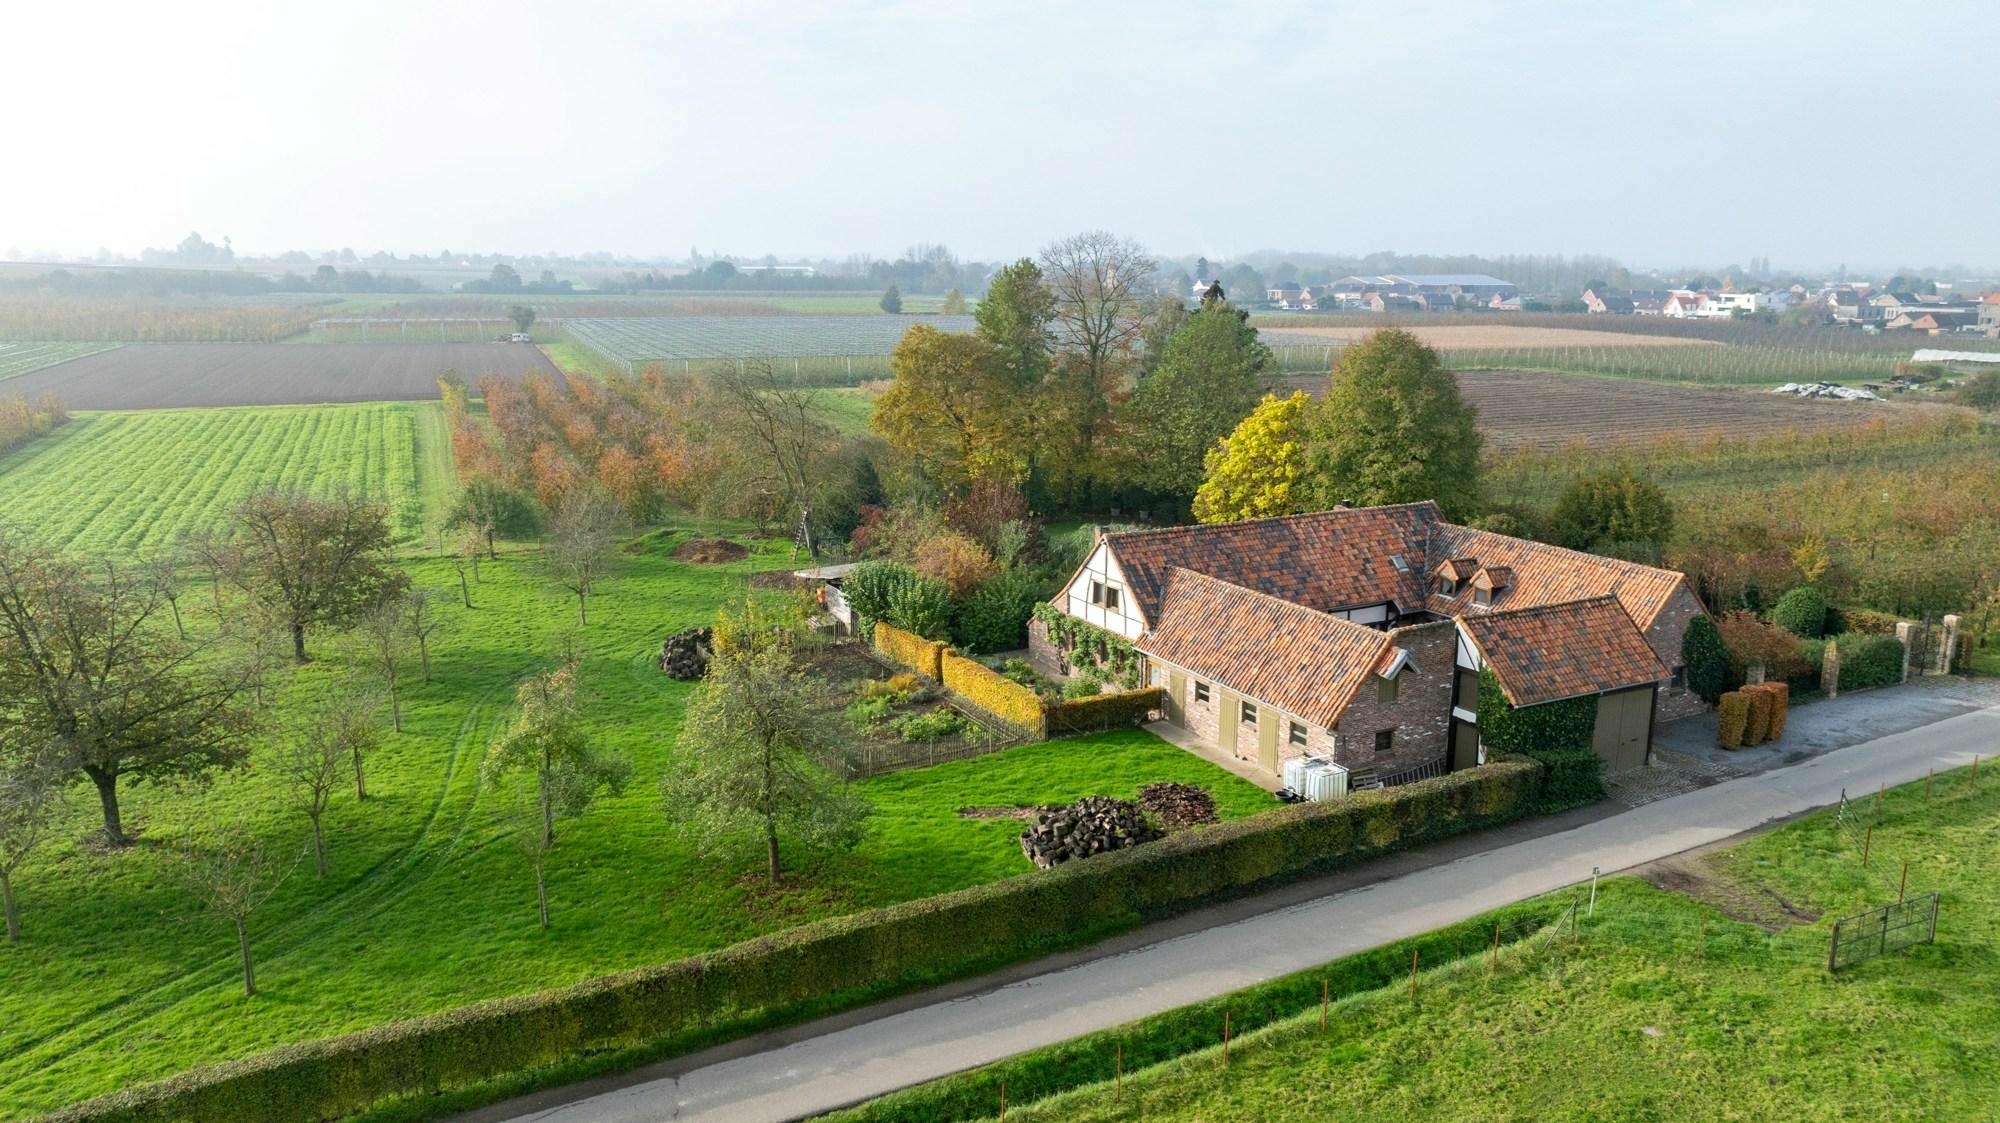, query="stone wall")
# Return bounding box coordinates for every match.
[1645,584,1711,723]
[1329,619,1456,776]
